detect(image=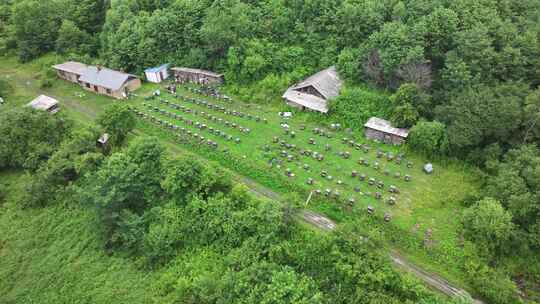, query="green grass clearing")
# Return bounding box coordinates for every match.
[0,55,481,292]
